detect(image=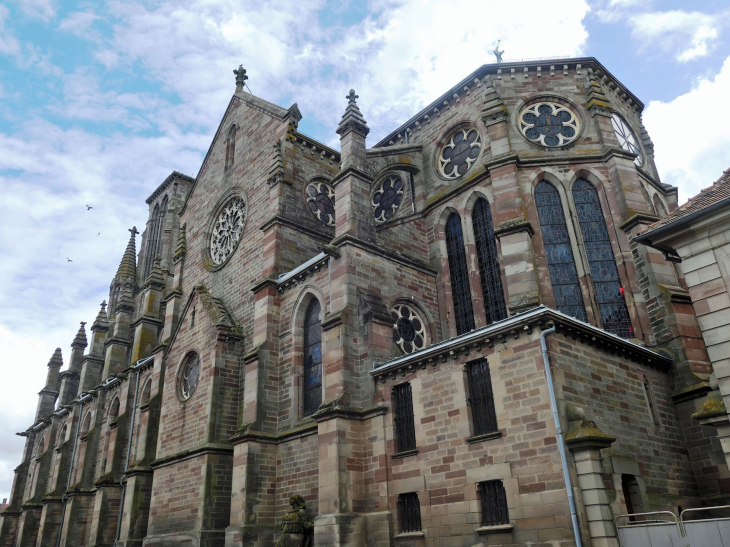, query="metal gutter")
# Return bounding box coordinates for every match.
[634,196,730,247]
[277,252,327,285]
